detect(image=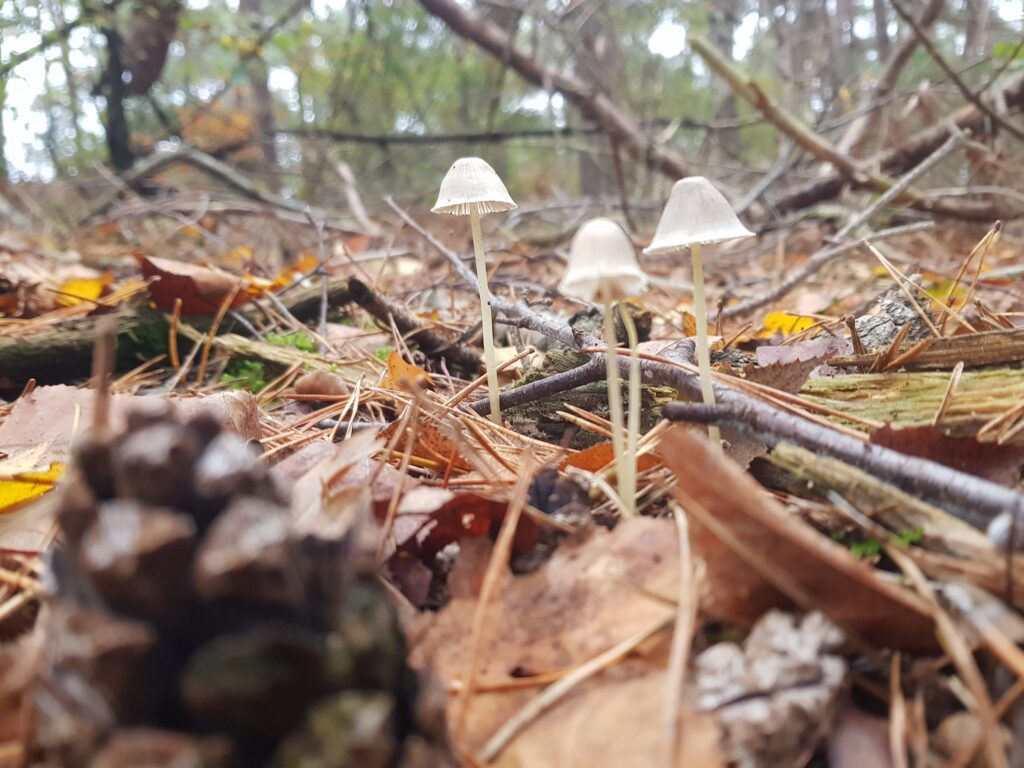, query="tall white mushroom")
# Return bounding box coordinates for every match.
[433,157,517,425]
[560,218,648,514]
[645,177,753,447]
